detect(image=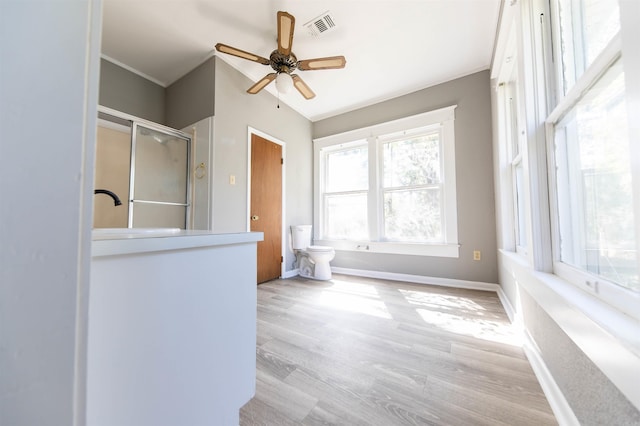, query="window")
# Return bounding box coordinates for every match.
[505,63,528,252]
[381,130,443,243]
[314,106,459,258]
[323,142,368,240]
[495,30,529,256]
[547,0,639,315]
